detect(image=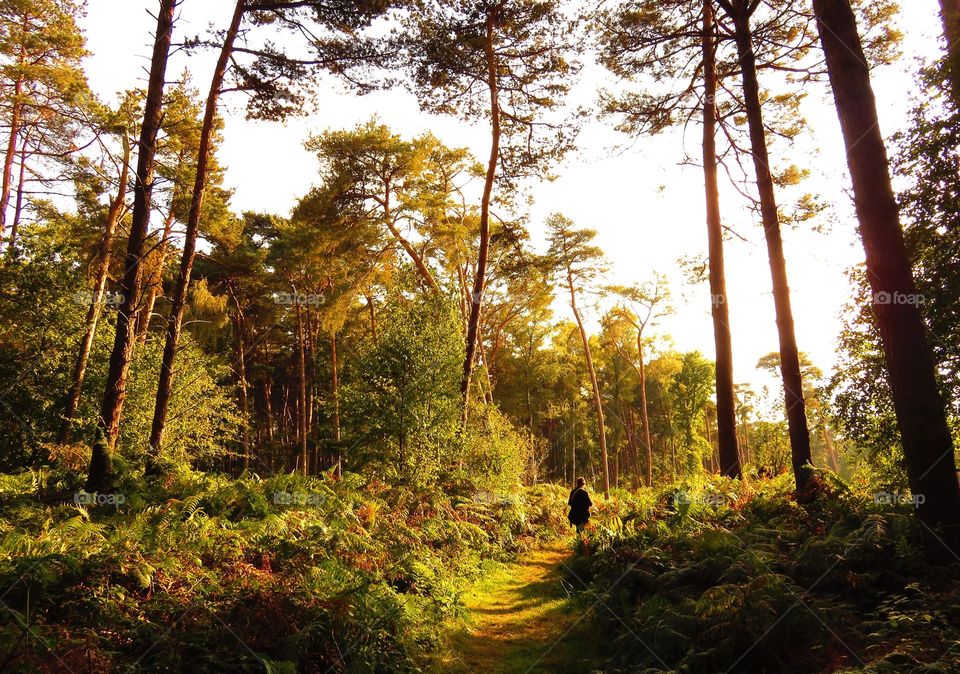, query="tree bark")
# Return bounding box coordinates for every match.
[462,6,502,423]
[723,0,813,491]
[476,325,496,404]
[703,0,742,479]
[616,330,654,487]
[296,300,308,475]
[330,332,341,475]
[228,288,250,472]
[148,0,245,464]
[60,135,130,444]
[7,129,29,256]
[814,0,960,549]
[940,0,960,104]
[90,0,176,492]
[364,291,378,342]
[0,61,24,252]
[136,205,176,343]
[263,379,274,442]
[568,271,610,499]
[624,406,641,488]
[636,330,653,488]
